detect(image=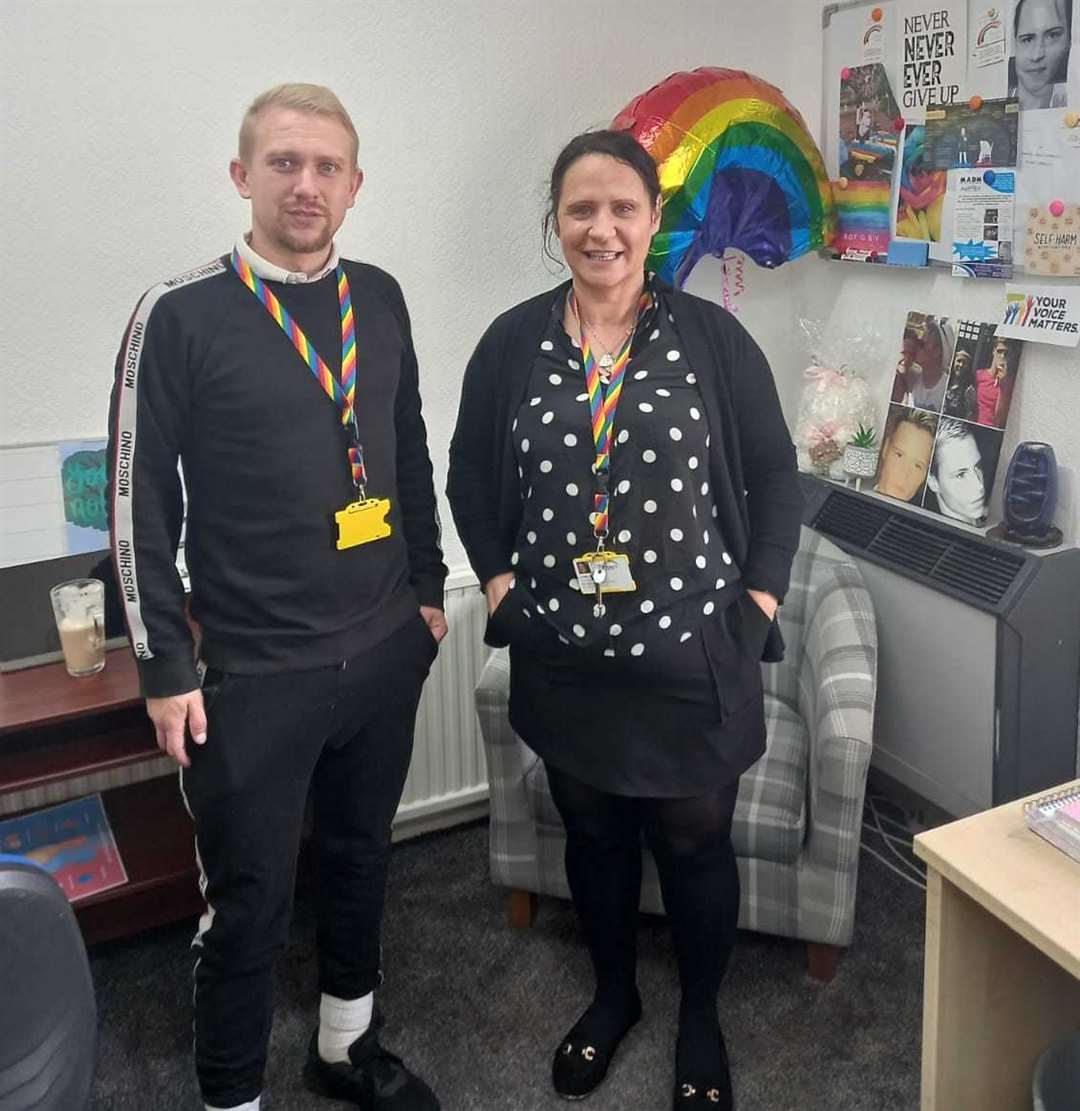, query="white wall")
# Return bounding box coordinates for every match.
[1,0,800,572]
